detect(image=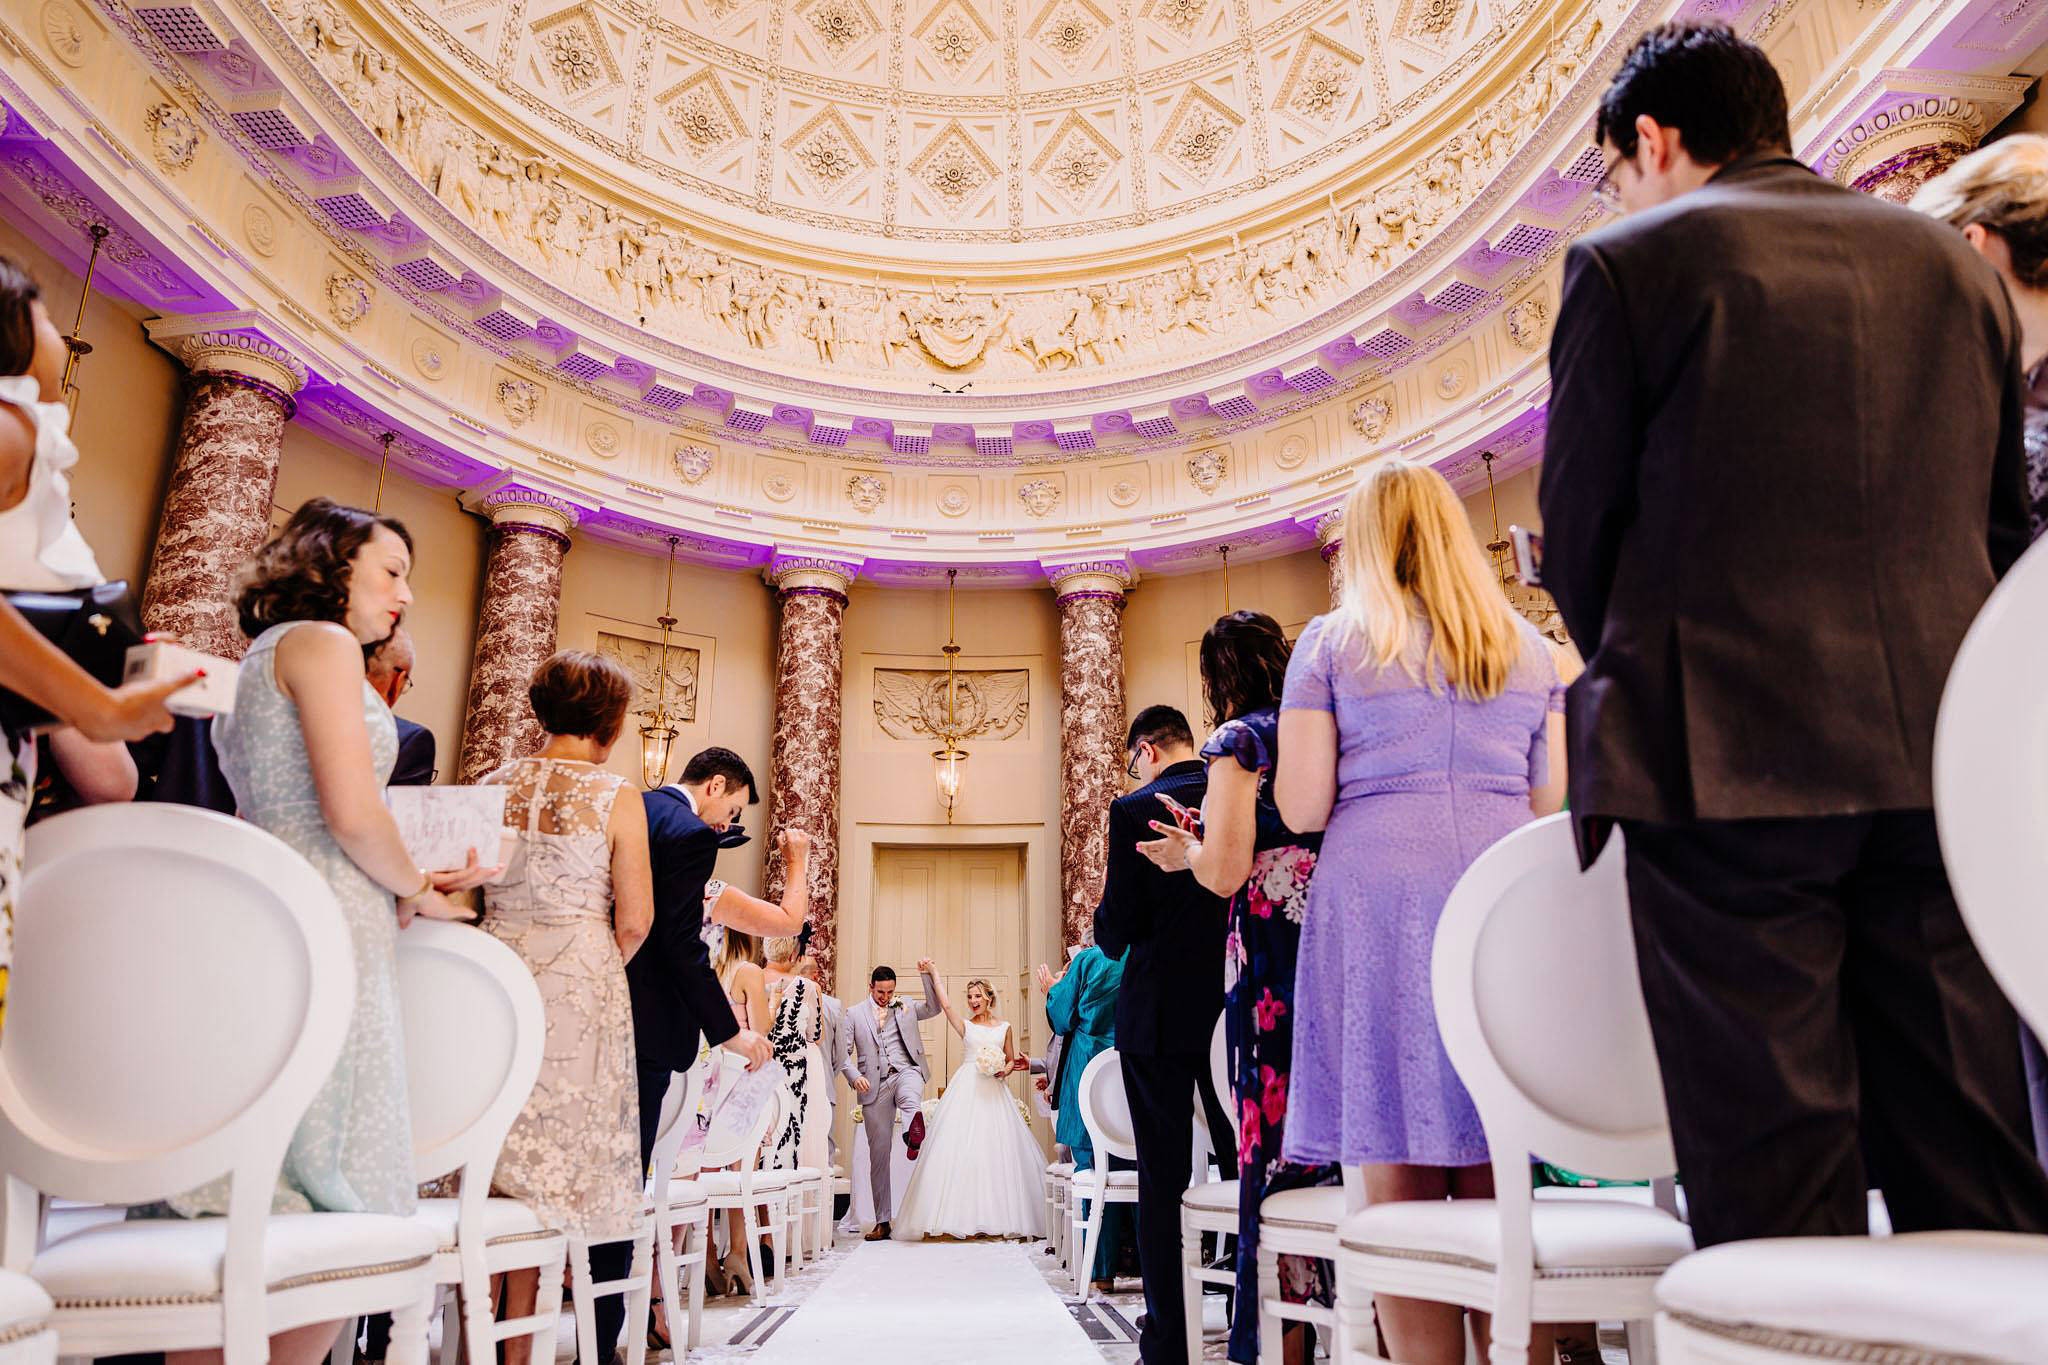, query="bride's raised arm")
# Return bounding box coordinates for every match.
[916,957,965,1037]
